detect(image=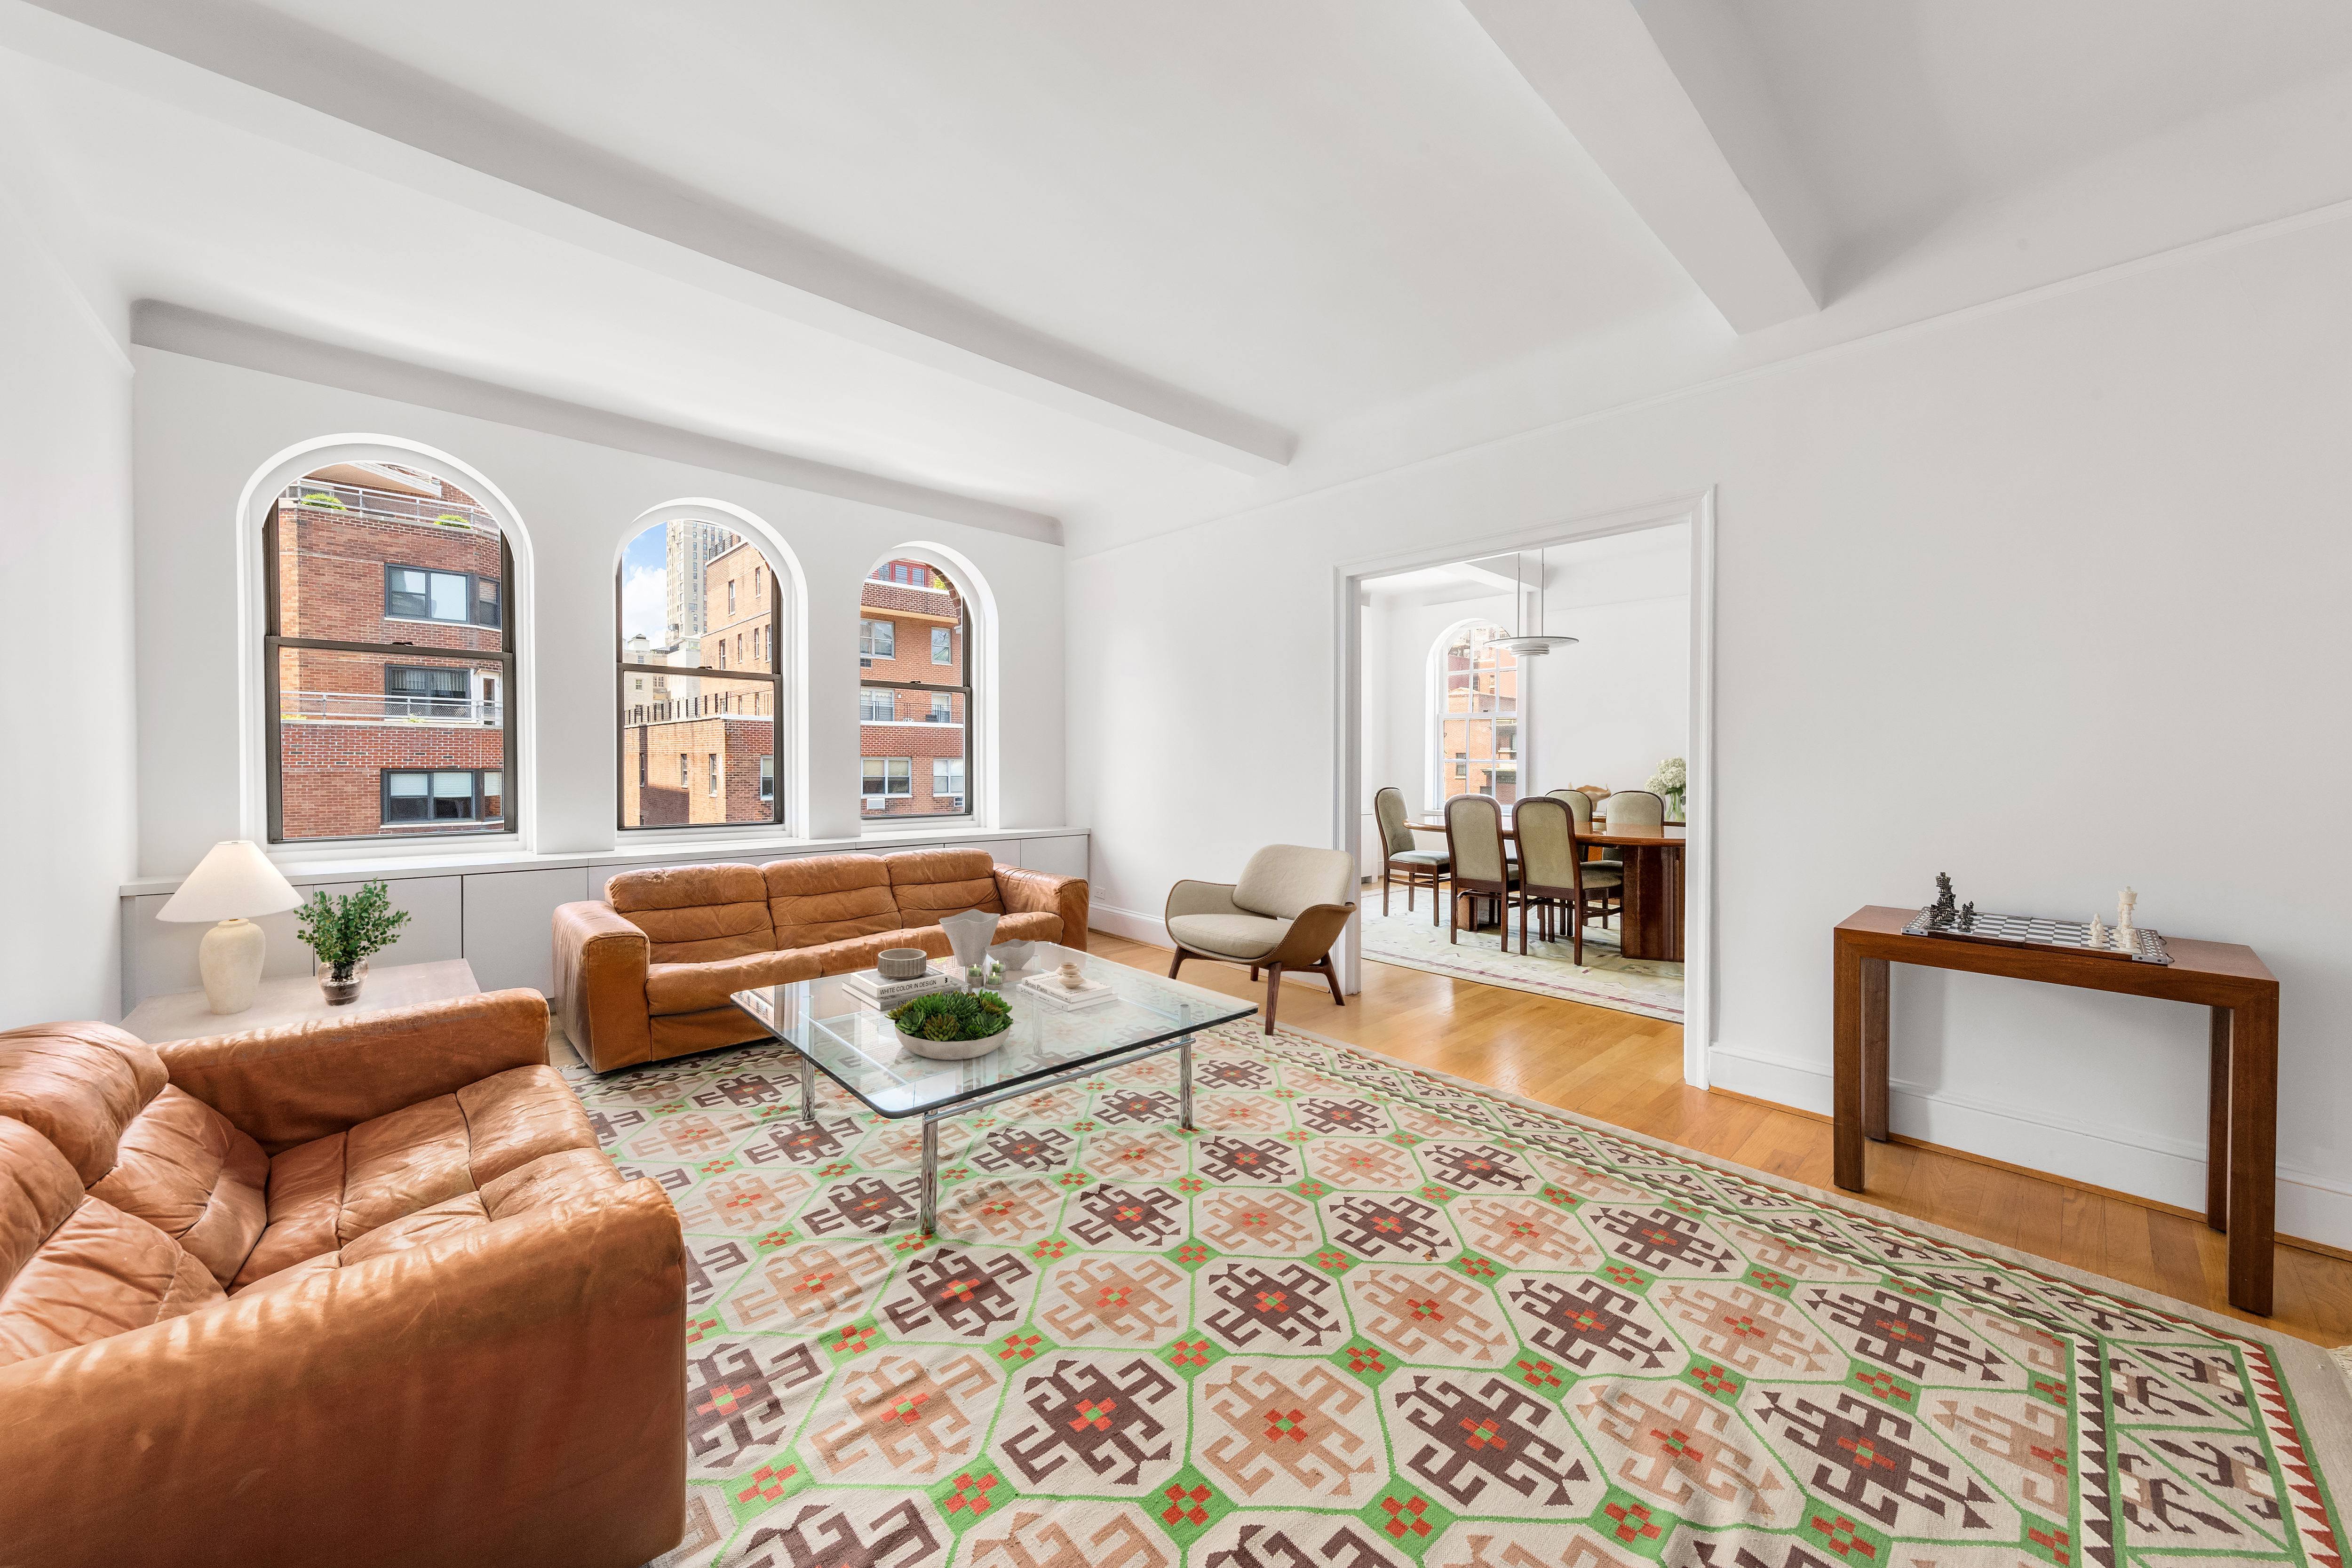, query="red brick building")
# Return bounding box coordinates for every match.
[619,533,778,828]
[271,463,508,840]
[859,559,967,817]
